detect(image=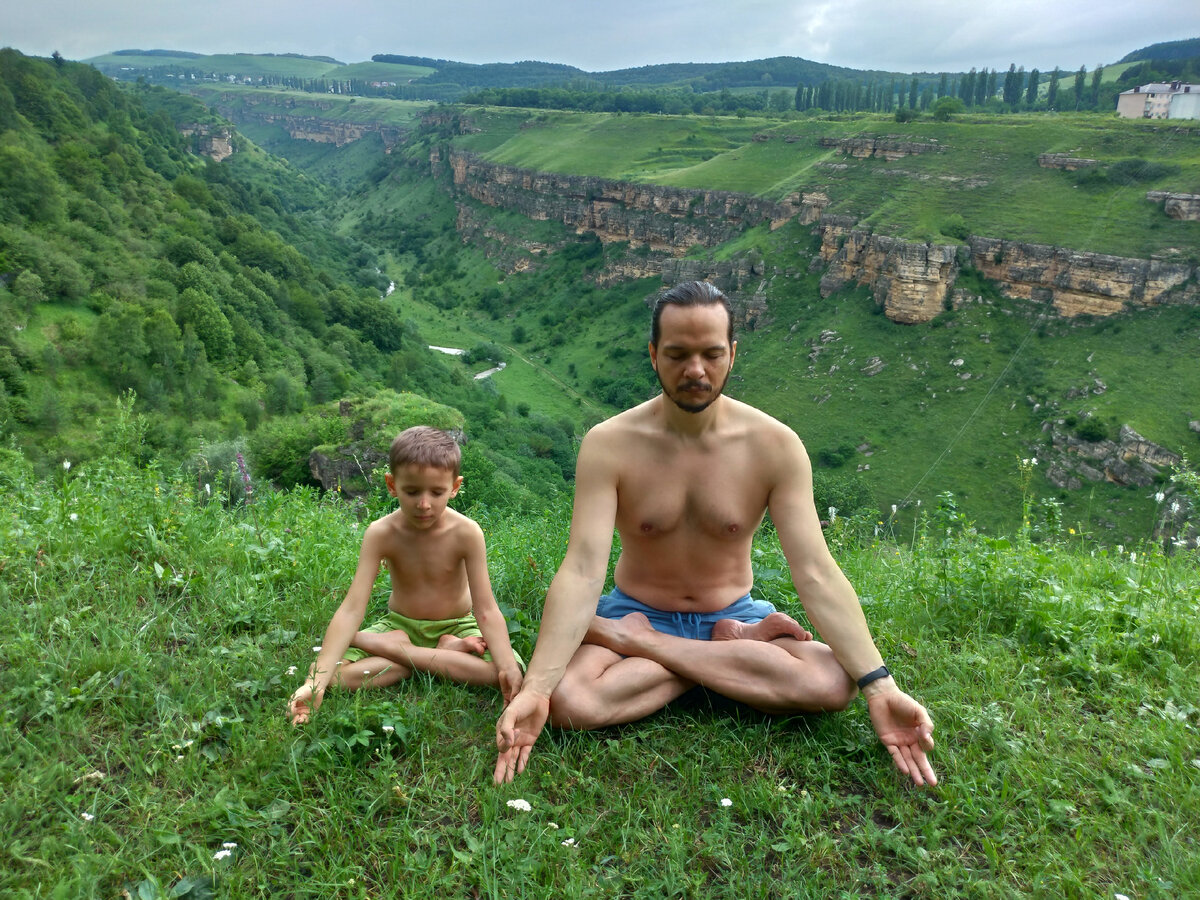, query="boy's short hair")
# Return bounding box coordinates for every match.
[389,426,461,476]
